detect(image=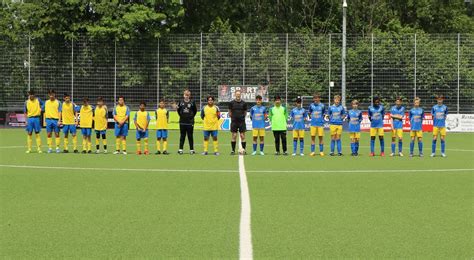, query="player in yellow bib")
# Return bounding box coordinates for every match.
[24,90,44,153]
[134,101,151,155]
[59,93,78,153]
[94,97,108,153]
[113,96,130,154]
[79,98,94,153]
[155,99,170,155]
[200,96,220,155]
[44,90,62,153]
